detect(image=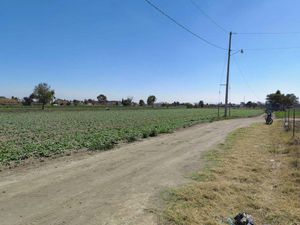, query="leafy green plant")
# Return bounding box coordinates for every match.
[0,108,262,164]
